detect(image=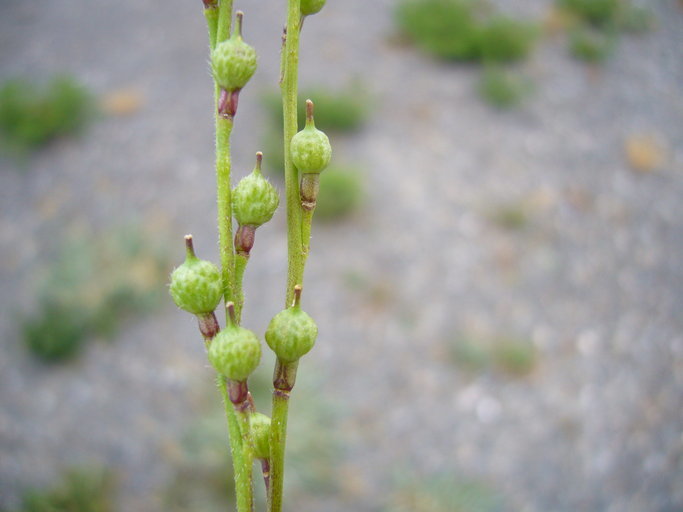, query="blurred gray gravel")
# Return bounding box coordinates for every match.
[1,0,682,511]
